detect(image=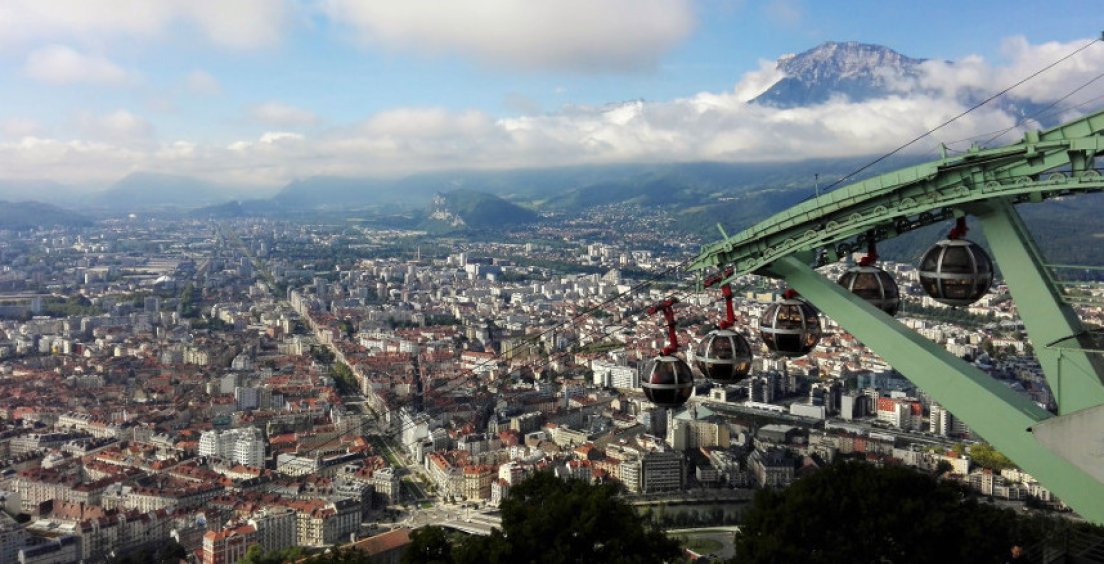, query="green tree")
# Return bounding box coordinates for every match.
[180,282,201,318]
[311,345,336,365]
[934,459,954,477]
[331,362,359,395]
[733,461,1064,564]
[240,544,307,564]
[304,547,373,563]
[968,443,1016,472]
[449,472,681,564]
[950,442,966,457]
[106,540,188,564]
[403,526,454,564]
